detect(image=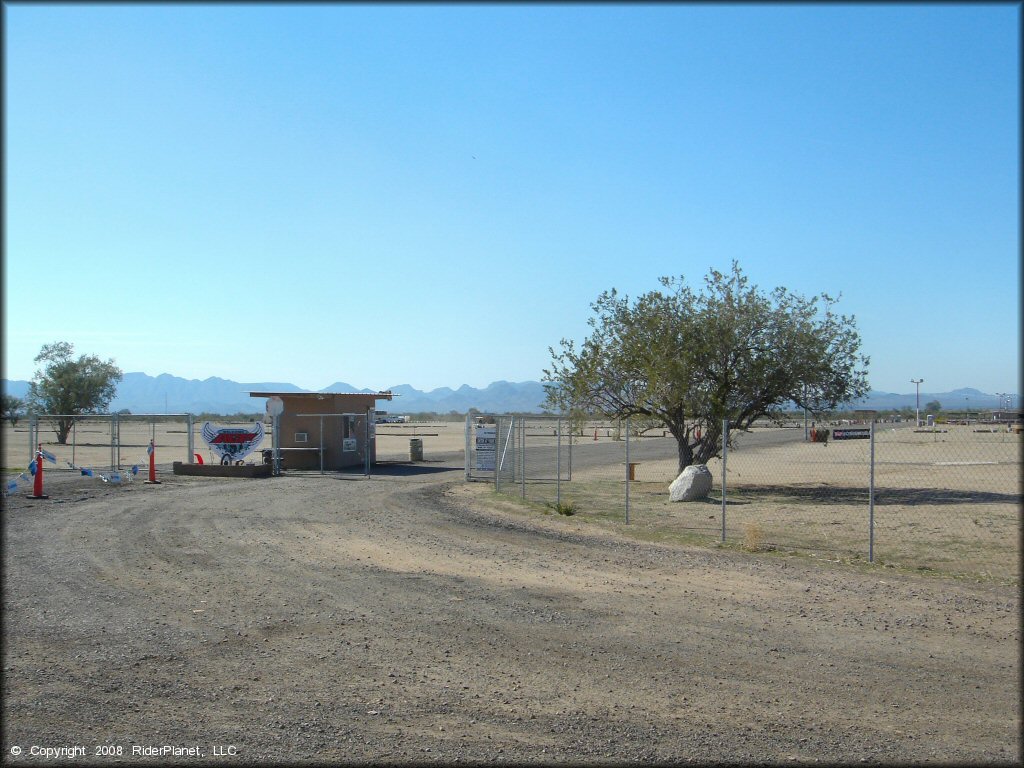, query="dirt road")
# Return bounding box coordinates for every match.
[2,460,1019,764]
